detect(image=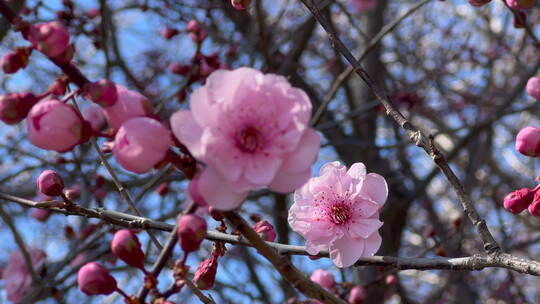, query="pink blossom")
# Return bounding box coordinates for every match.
[77,262,117,295]
[350,0,377,12]
[31,208,52,222]
[515,126,540,157]
[0,92,38,125]
[288,162,388,267]
[468,0,491,6]
[103,85,153,131]
[84,79,118,107]
[252,220,277,242]
[83,104,106,131]
[28,21,70,58]
[170,67,321,210]
[111,229,145,269]
[348,285,366,304]
[37,169,64,196]
[310,269,335,289]
[504,187,538,214]
[527,77,540,100]
[113,117,172,173]
[506,0,534,9]
[194,256,218,290]
[27,99,91,152]
[70,252,89,268]
[177,214,207,253]
[4,247,47,303]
